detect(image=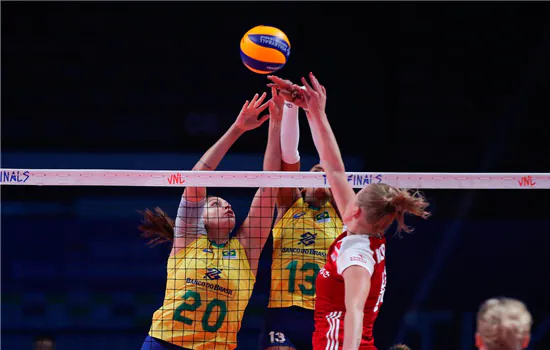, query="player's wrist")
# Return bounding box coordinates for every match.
[229,122,248,136]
